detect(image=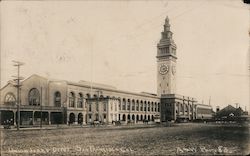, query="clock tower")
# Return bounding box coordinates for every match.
[157,16,177,96]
